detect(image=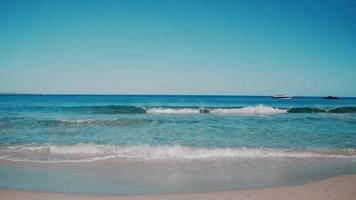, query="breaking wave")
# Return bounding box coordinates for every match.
[146,108,201,114]
[210,105,287,115]
[3,105,356,115]
[56,119,151,126]
[146,105,287,115]
[1,144,355,162]
[146,105,356,115]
